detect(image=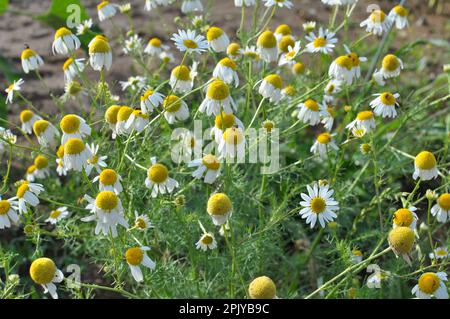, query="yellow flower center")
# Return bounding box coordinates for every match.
[95,191,118,211]
[227,43,240,56]
[313,37,326,48]
[278,36,295,53]
[54,27,72,40]
[207,193,232,216]
[275,24,291,36]
[418,273,440,294]
[257,31,277,49]
[347,52,360,67]
[33,120,49,136]
[202,154,220,171]
[21,48,36,60]
[50,210,61,219]
[206,80,230,100]
[20,110,34,123]
[310,197,326,214]
[183,39,198,49]
[284,85,295,96]
[34,155,48,169]
[149,37,161,47]
[248,276,276,299]
[317,133,331,144]
[415,151,437,170]
[438,193,450,210]
[356,111,374,121]
[141,89,154,101]
[105,105,121,124]
[117,106,134,122]
[135,217,147,229]
[353,249,363,257]
[27,165,36,174]
[207,26,224,41]
[215,112,235,129]
[125,247,144,266]
[171,65,191,81]
[148,163,169,184]
[263,121,274,132]
[163,95,182,113]
[370,10,386,23]
[17,183,29,198]
[223,127,244,145]
[0,200,11,215]
[436,250,447,256]
[67,81,82,95]
[382,54,400,72]
[201,234,214,245]
[393,208,414,227]
[335,55,353,70]
[97,1,110,10]
[219,57,237,70]
[89,38,110,54]
[99,169,117,185]
[133,110,149,119]
[60,114,81,134]
[327,106,336,118]
[292,62,304,74]
[64,138,85,155]
[393,5,407,17]
[88,155,99,164]
[304,99,319,111]
[380,93,396,105]
[264,74,283,89]
[63,58,74,71]
[388,226,414,254]
[244,51,260,60]
[29,257,56,285]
